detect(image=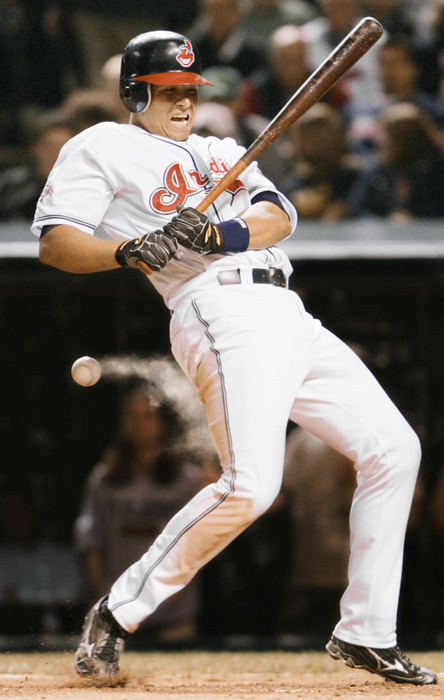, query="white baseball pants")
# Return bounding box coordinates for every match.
[109,271,420,647]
